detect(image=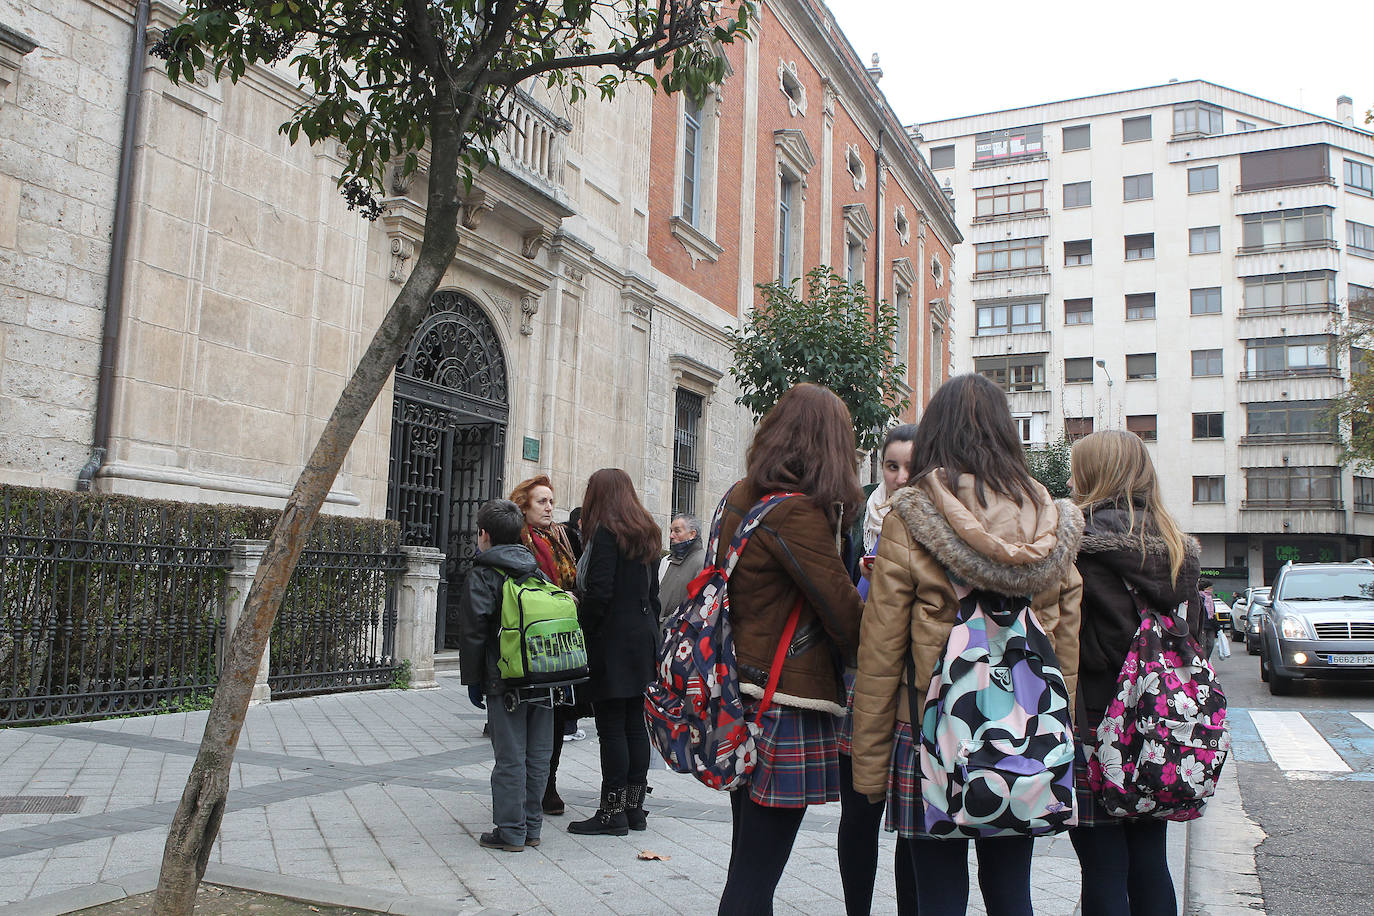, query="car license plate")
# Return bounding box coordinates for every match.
[1327,654,1374,666]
